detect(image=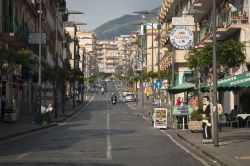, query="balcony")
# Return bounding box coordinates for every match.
[0,17,29,48]
[217,11,248,29]
[216,10,249,40]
